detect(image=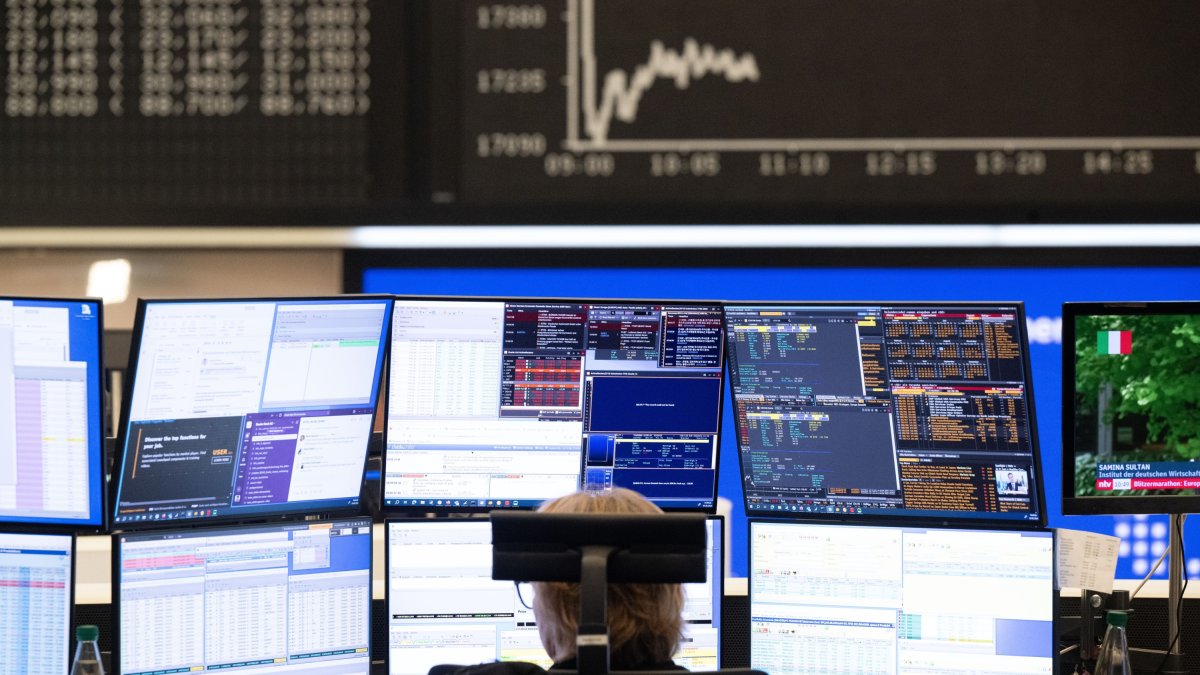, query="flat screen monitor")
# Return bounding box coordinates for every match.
[1063,301,1200,514]
[0,531,74,675]
[383,298,726,512]
[725,302,1043,525]
[749,520,1055,675]
[115,517,372,675]
[385,516,723,674]
[112,297,392,527]
[0,297,104,527]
